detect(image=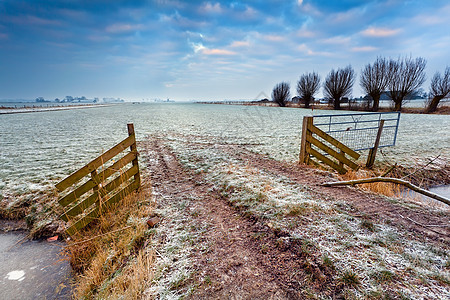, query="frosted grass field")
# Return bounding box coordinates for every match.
[0,103,449,200]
